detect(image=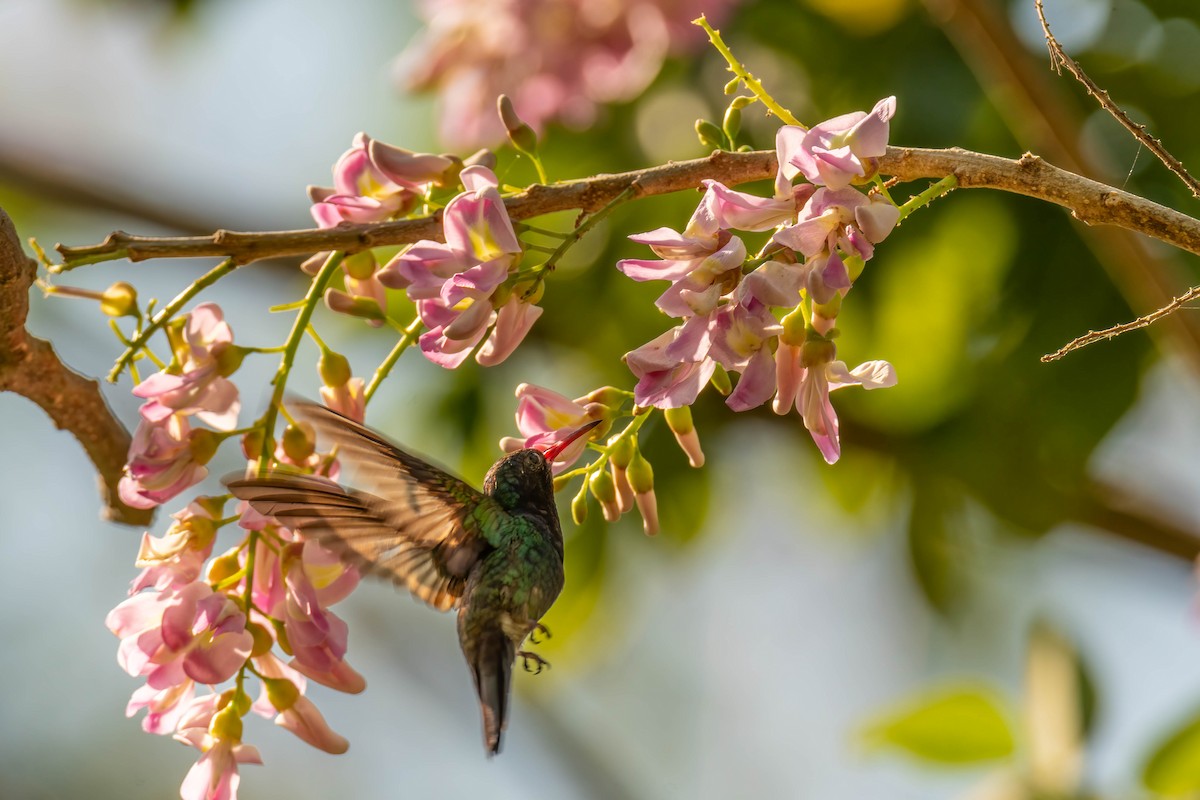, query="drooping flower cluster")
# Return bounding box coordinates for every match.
[618,98,901,463]
[120,303,242,509]
[398,0,742,148]
[378,165,540,368]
